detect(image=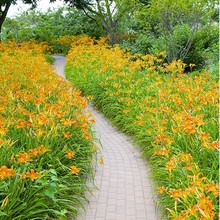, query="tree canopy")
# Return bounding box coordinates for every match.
[3,7,102,42]
[0,1,37,39]
[62,0,137,45]
[0,0,136,43]
[134,0,218,62]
